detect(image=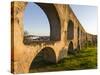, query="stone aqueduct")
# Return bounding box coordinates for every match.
[11,1,97,74]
